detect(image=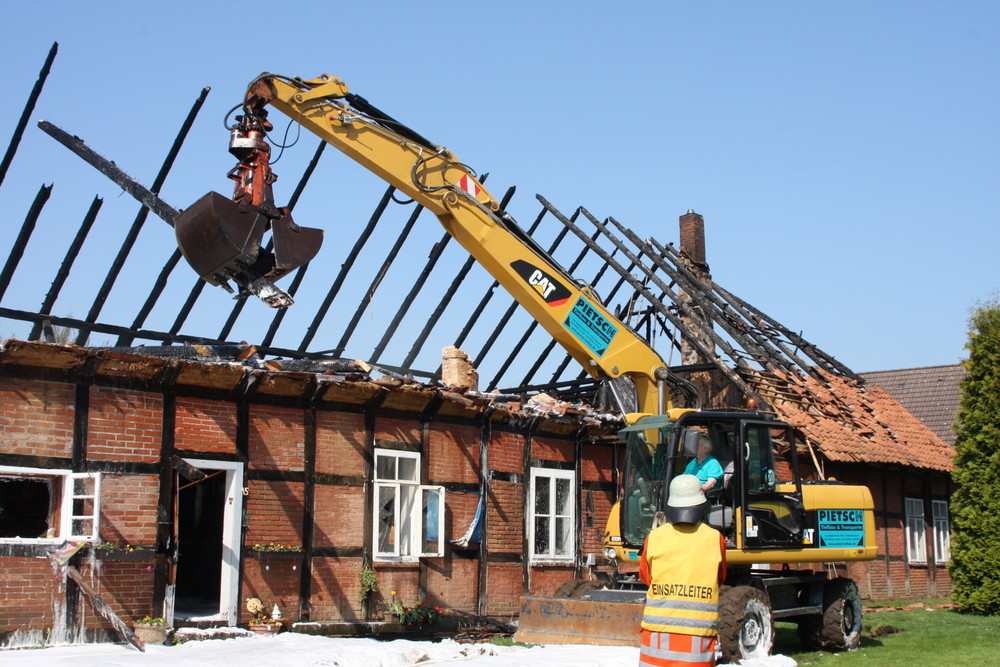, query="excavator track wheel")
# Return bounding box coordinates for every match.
[719,585,774,663]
